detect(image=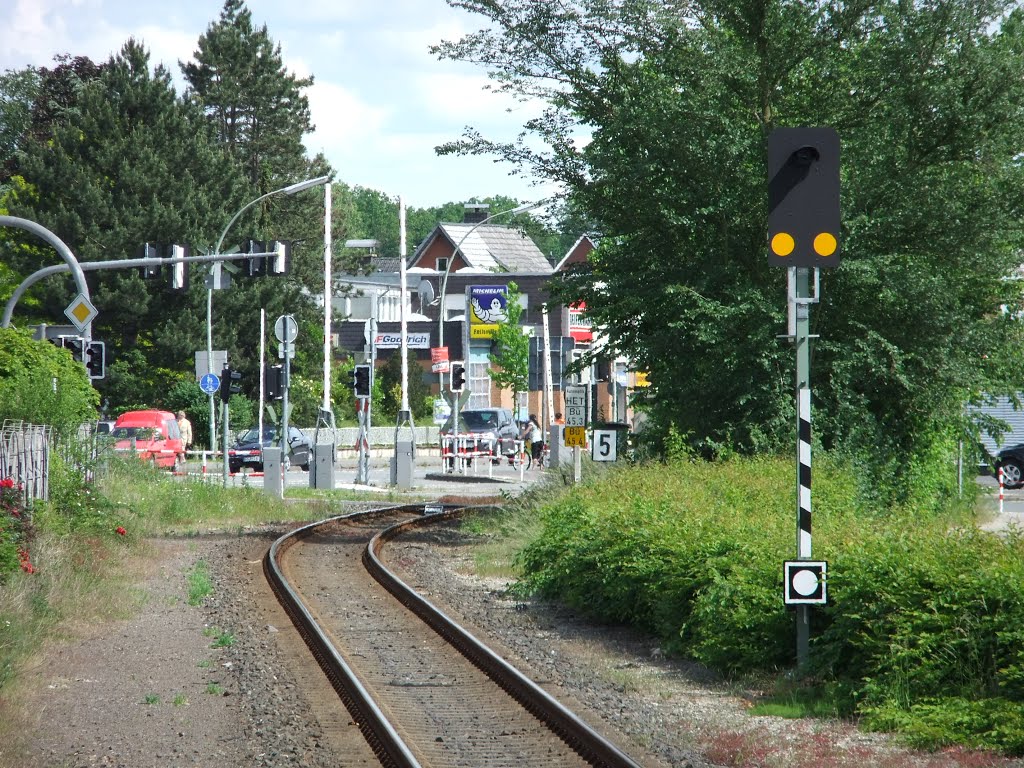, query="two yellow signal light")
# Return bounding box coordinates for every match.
[770,231,837,259]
